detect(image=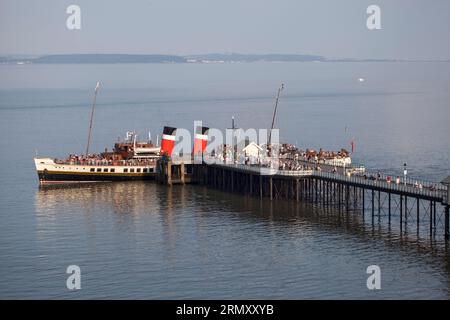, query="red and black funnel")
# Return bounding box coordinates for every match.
[193,126,209,155]
[160,126,177,157]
